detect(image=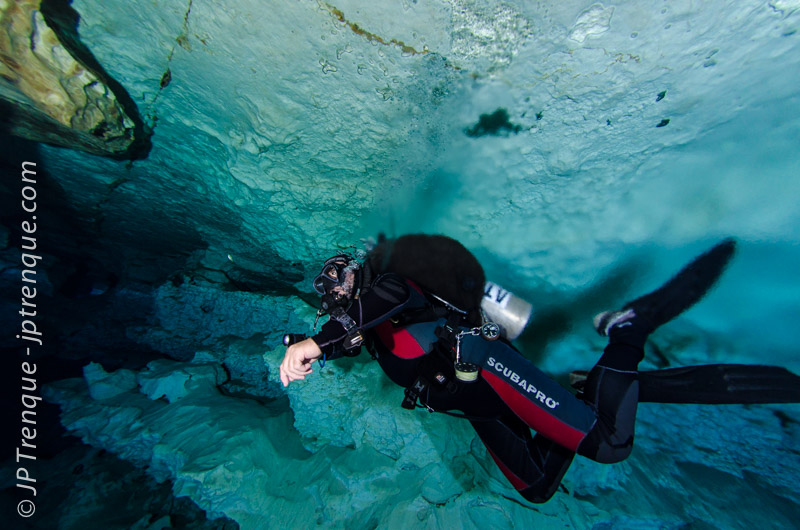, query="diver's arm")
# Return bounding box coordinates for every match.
[312,273,411,354]
[279,338,322,387]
